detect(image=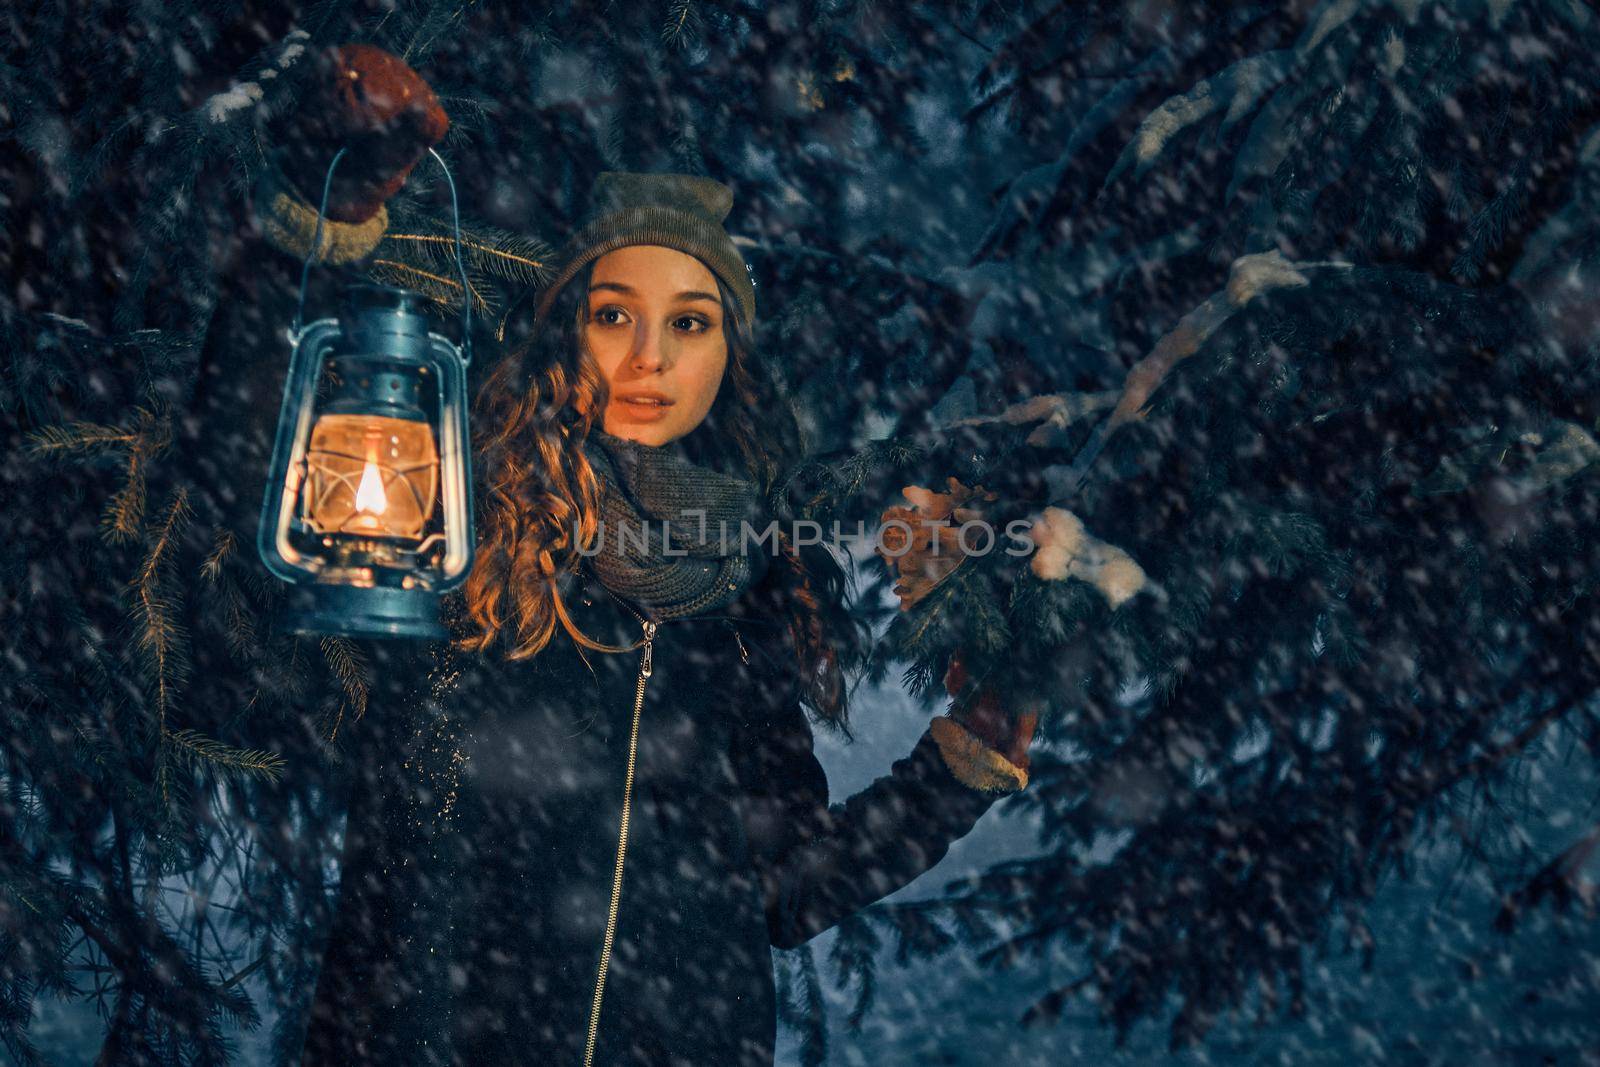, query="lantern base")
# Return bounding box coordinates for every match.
[276,582,448,640]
